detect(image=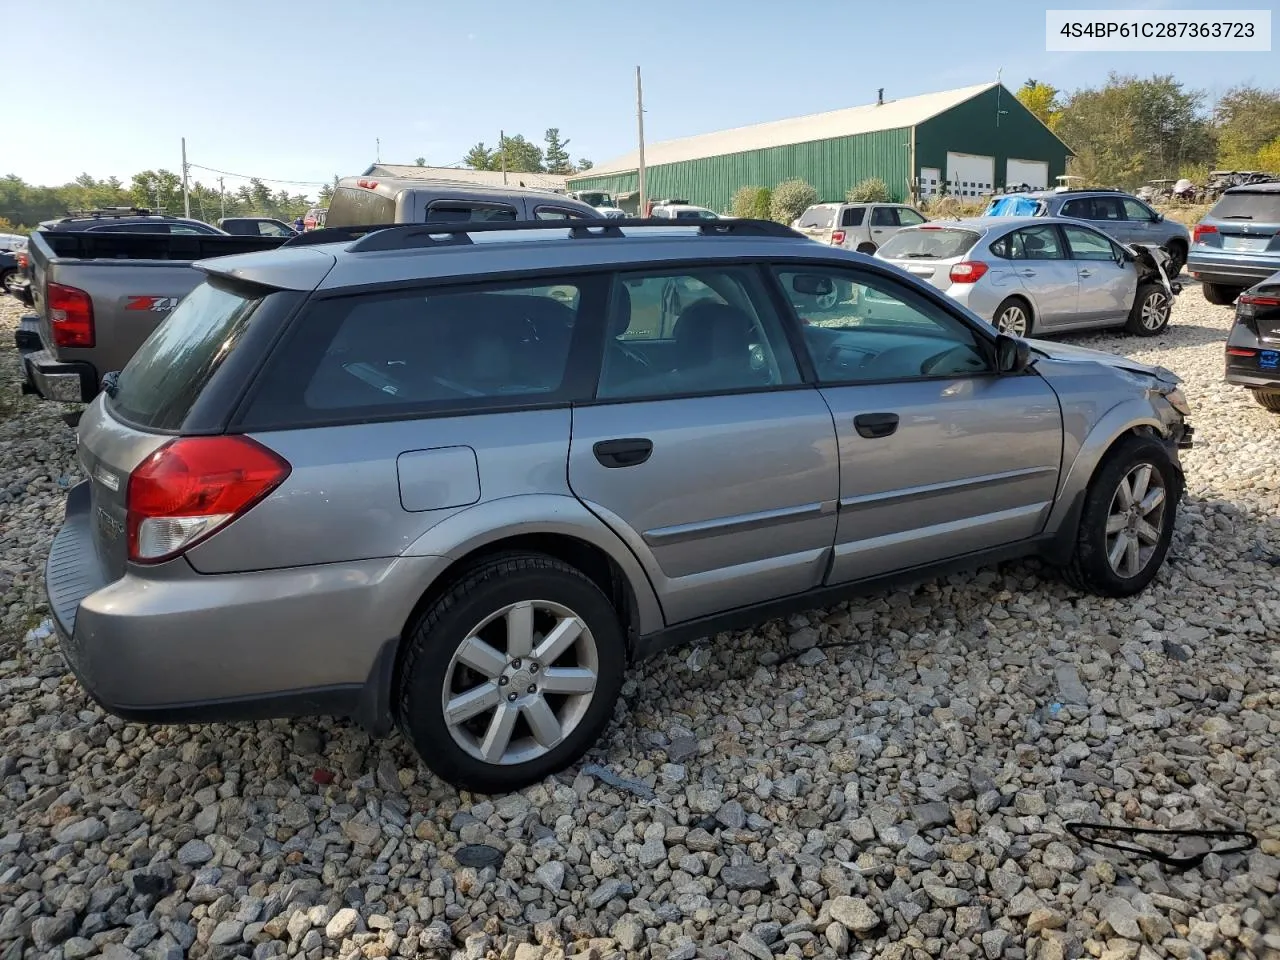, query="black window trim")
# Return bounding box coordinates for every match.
[533,204,590,221]
[760,257,1006,388]
[1008,224,1069,262]
[840,207,865,228]
[1060,222,1122,261]
[424,198,519,222]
